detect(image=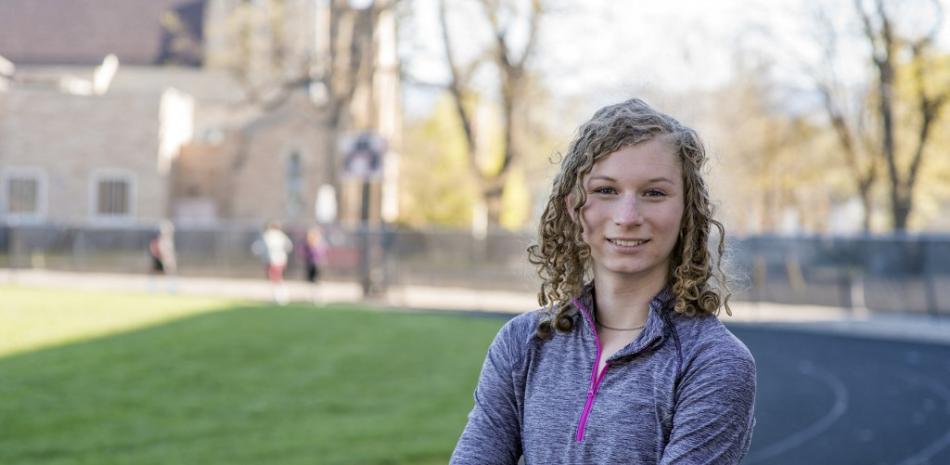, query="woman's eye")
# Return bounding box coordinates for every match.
[644,189,667,198]
[592,186,617,194]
